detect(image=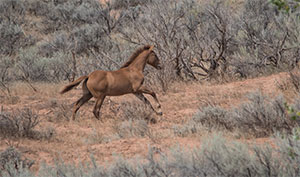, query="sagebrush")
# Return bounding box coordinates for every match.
[2,133,300,176]
[175,92,299,137]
